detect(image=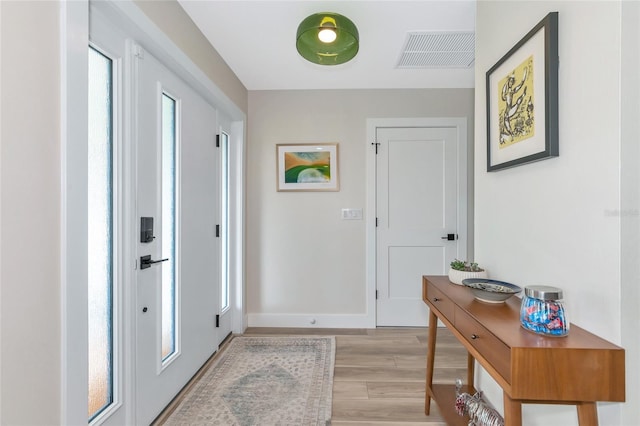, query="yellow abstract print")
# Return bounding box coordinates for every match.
[284,151,331,183]
[498,55,534,148]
